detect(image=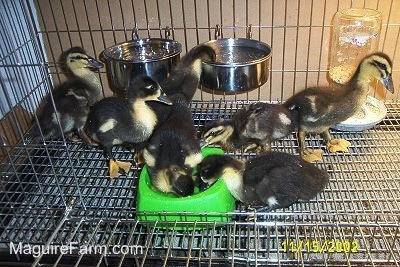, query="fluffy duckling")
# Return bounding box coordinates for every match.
[284,52,394,162]
[197,151,329,212]
[202,102,298,152]
[160,44,216,102]
[29,47,104,141]
[85,75,172,178]
[142,44,216,197]
[142,99,201,196]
